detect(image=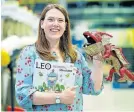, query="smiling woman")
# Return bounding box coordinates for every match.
[41,8,66,41]
[35,4,76,62]
[15,4,104,111]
